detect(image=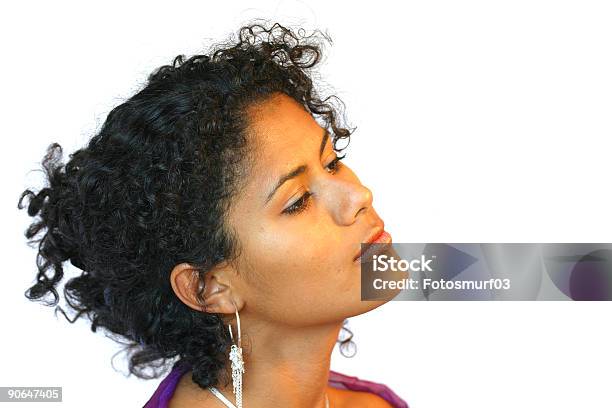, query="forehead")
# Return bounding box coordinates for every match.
[246,93,326,171]
[247,93,323,158]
